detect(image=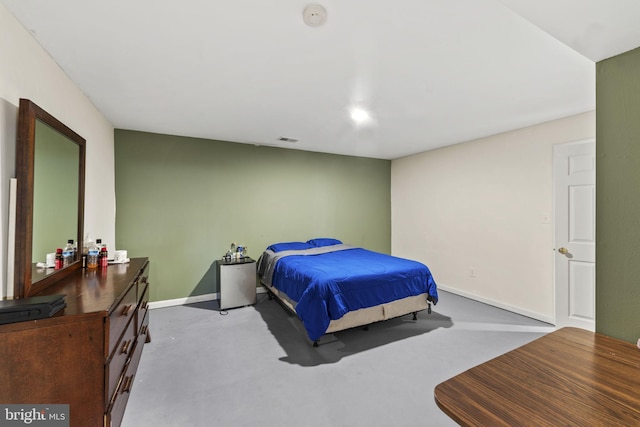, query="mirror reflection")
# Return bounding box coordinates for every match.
[32,119,80,264]
[14,98,85,298]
